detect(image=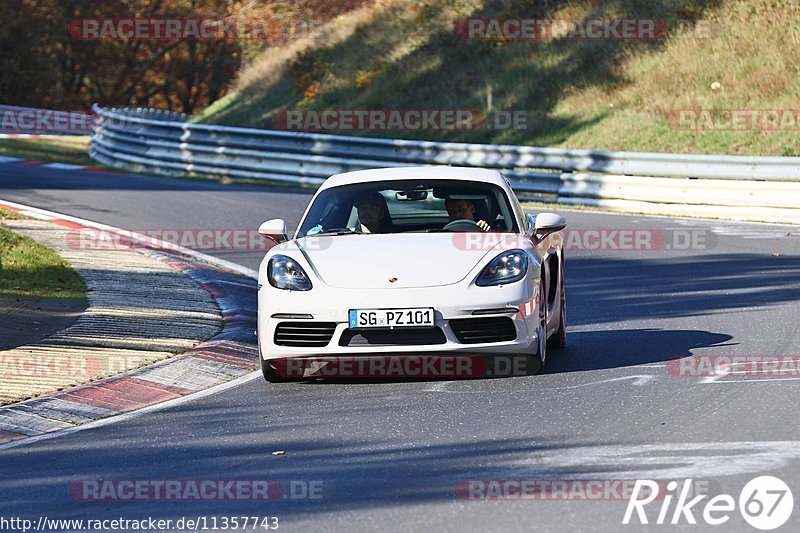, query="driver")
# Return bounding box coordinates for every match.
[444,198,491,232]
